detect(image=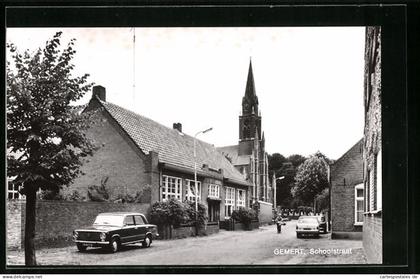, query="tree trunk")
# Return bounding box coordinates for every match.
[24,189,37,266]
